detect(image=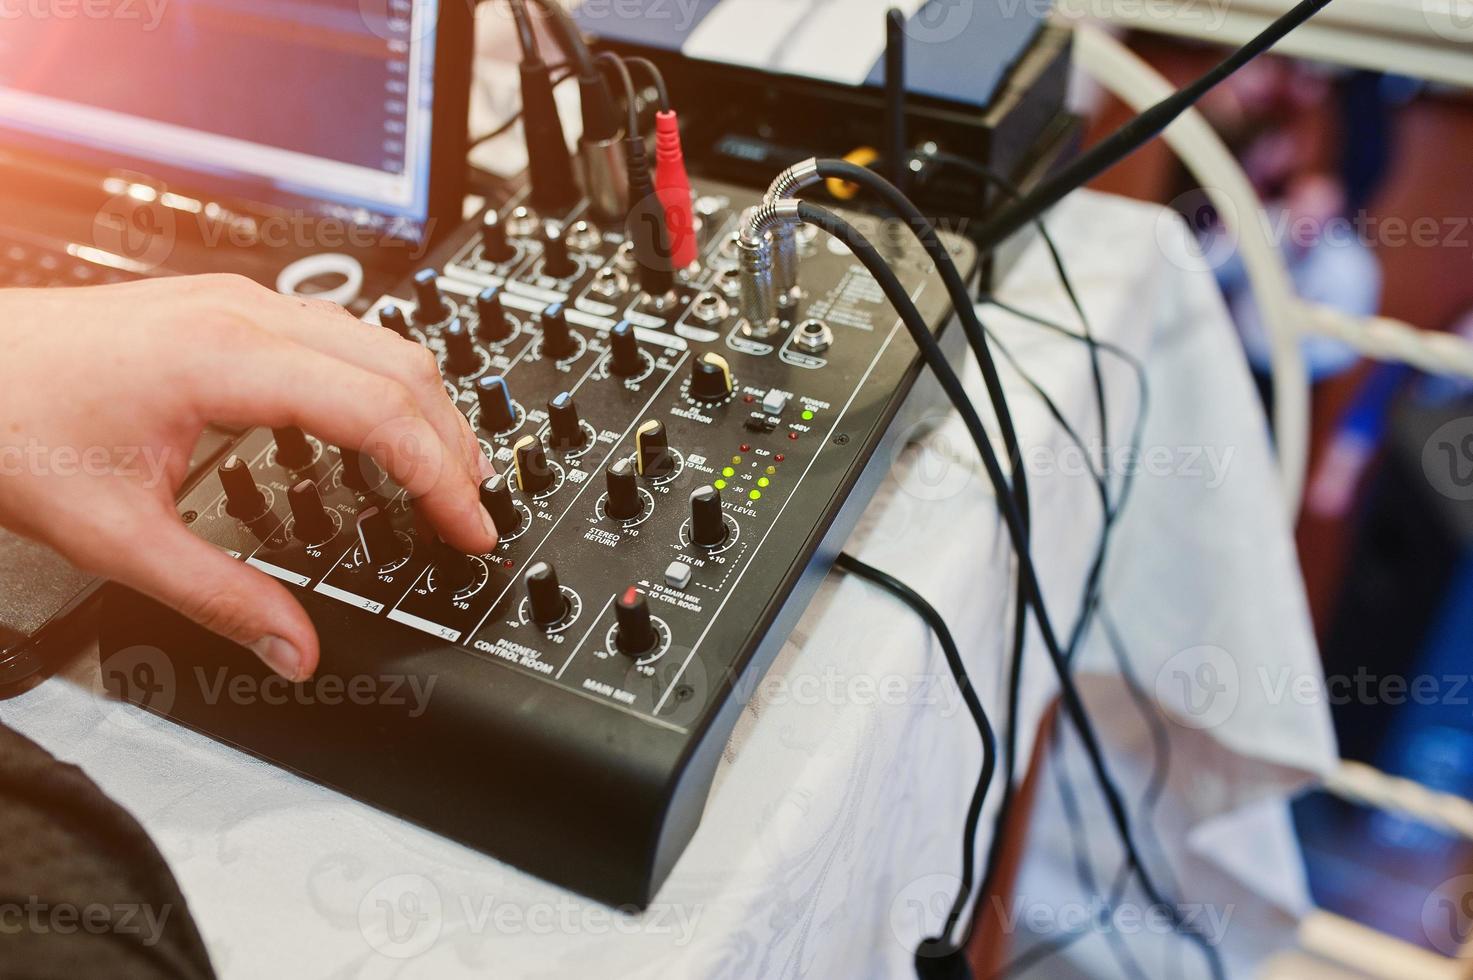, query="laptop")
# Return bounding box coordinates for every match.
[0,0,470,297]
[0,0,473,691]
